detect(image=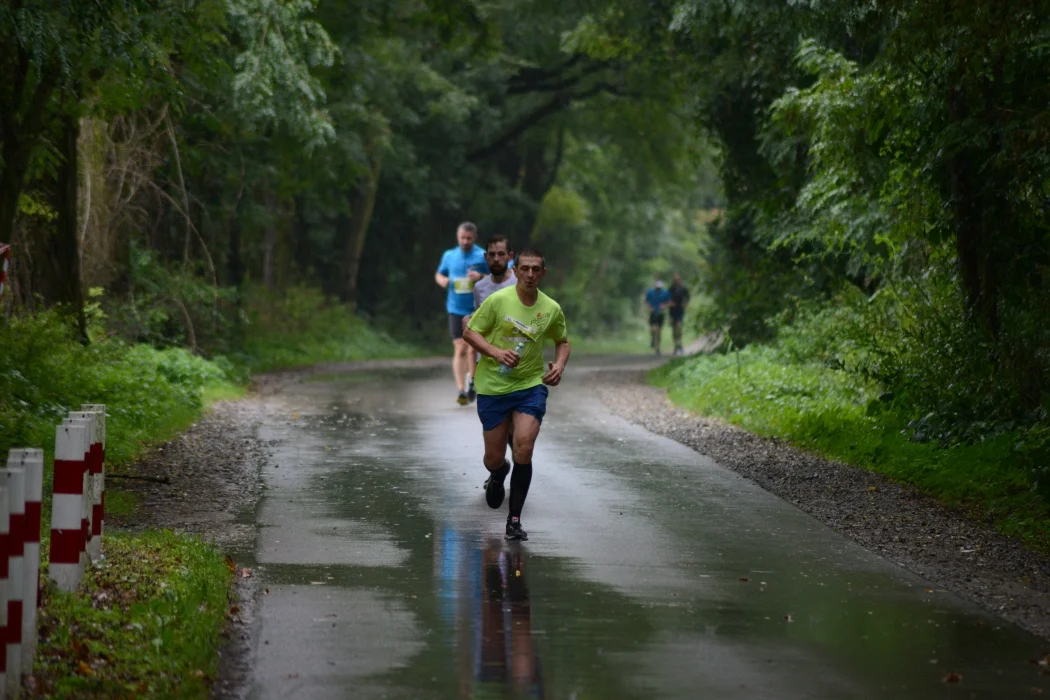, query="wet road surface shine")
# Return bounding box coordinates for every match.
[245,365,1050,699]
